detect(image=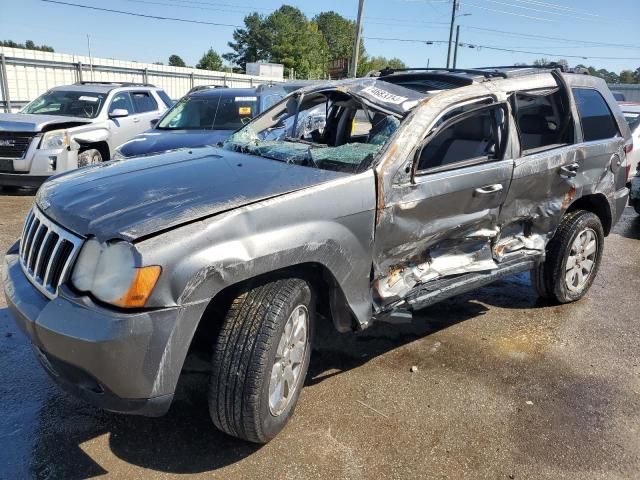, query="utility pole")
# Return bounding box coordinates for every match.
[446,0,458,69]
[350,0,365,78]
[86,34,94,80]
[453,25,460,68]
